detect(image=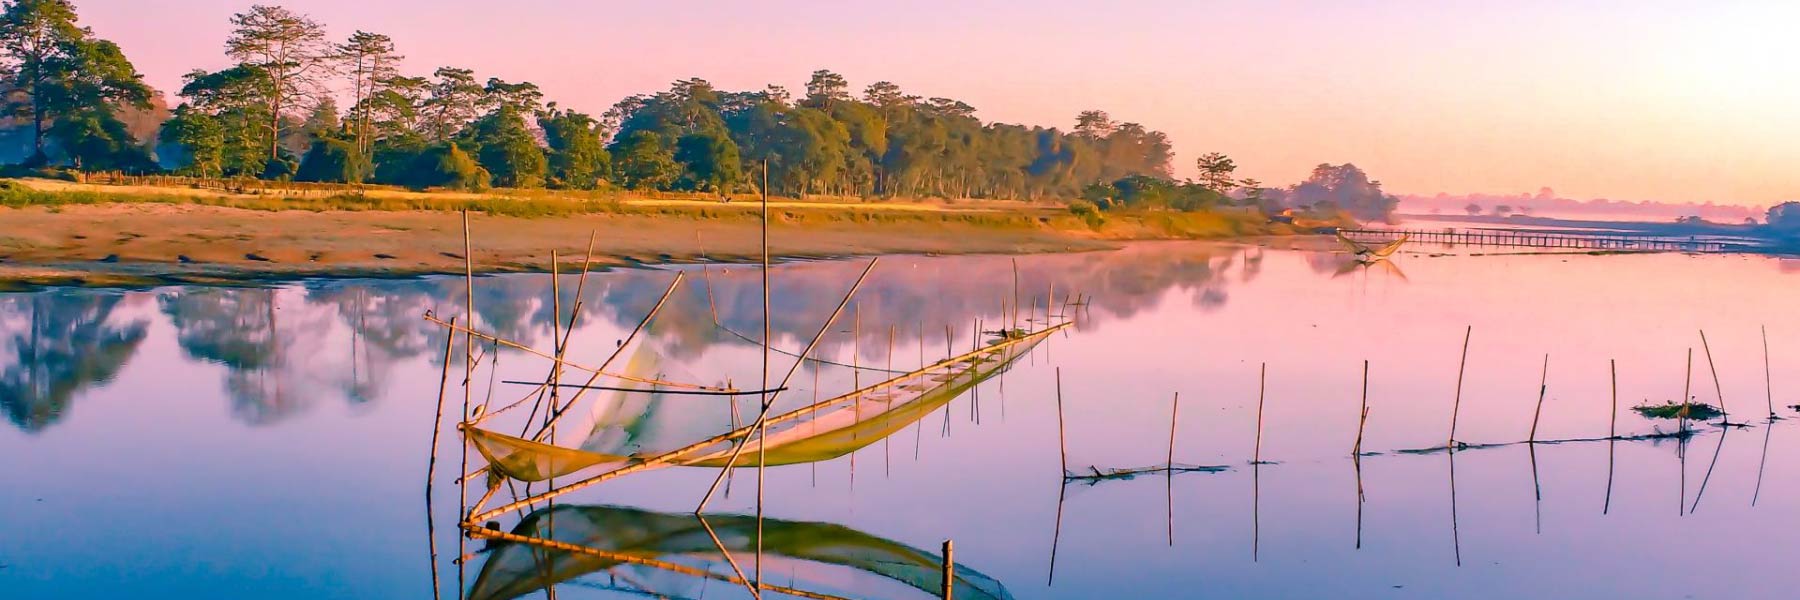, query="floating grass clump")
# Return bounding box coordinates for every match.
[1632,401,1722,420]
